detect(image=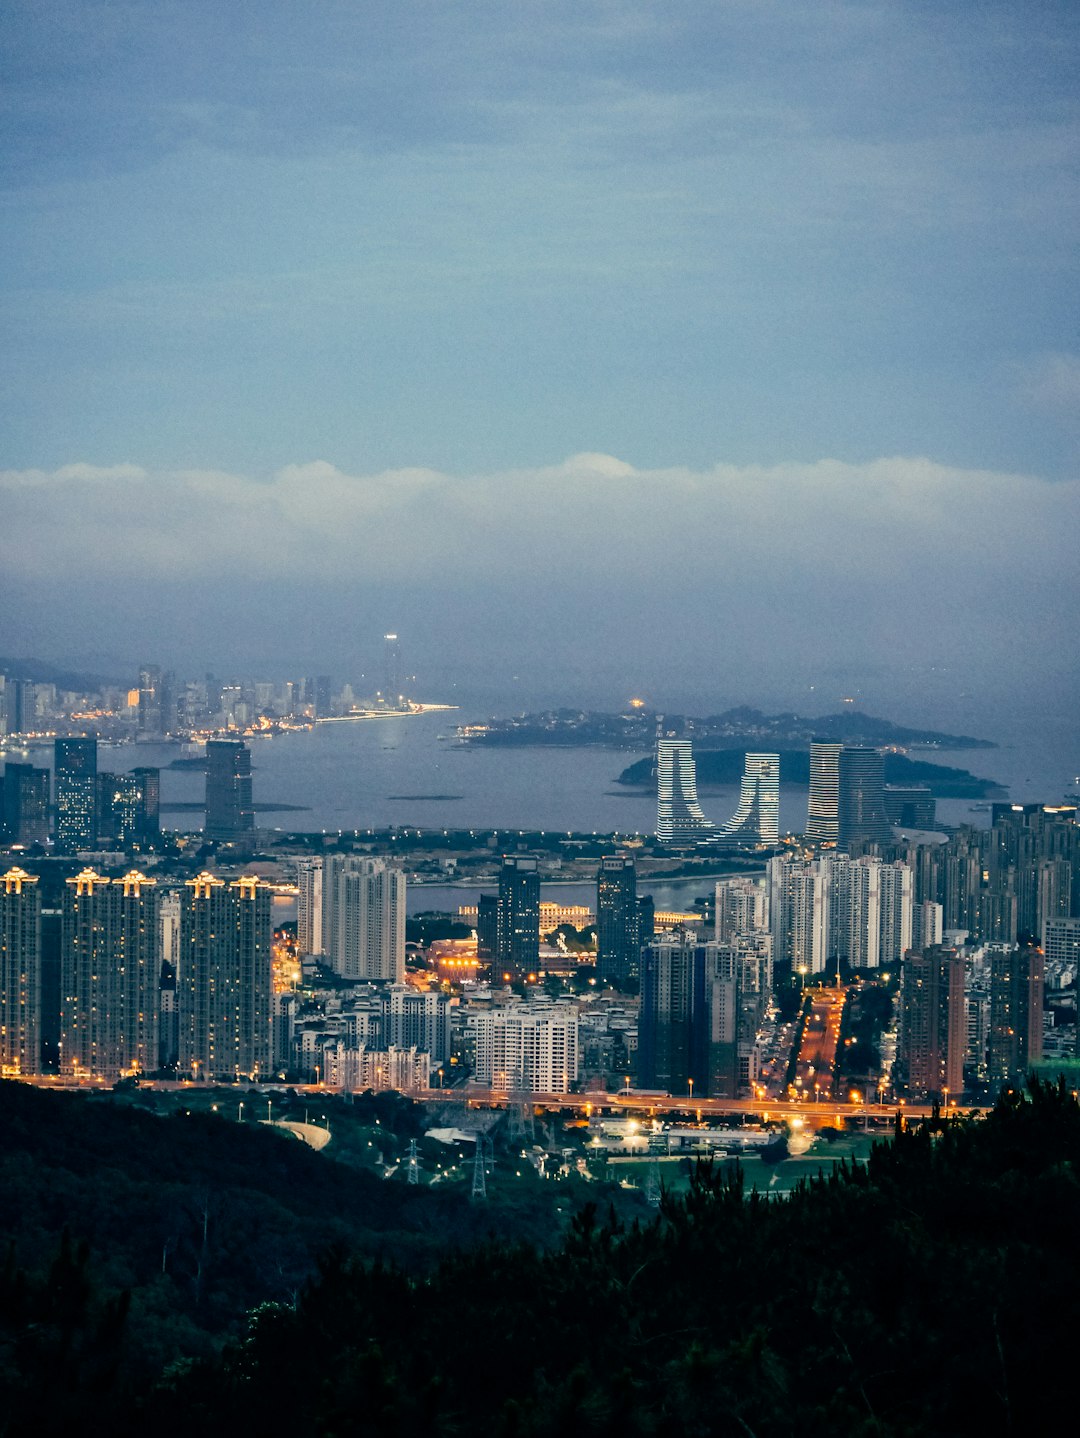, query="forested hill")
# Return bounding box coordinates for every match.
[617,747,1006,799]
[4,1083,1080,1434]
